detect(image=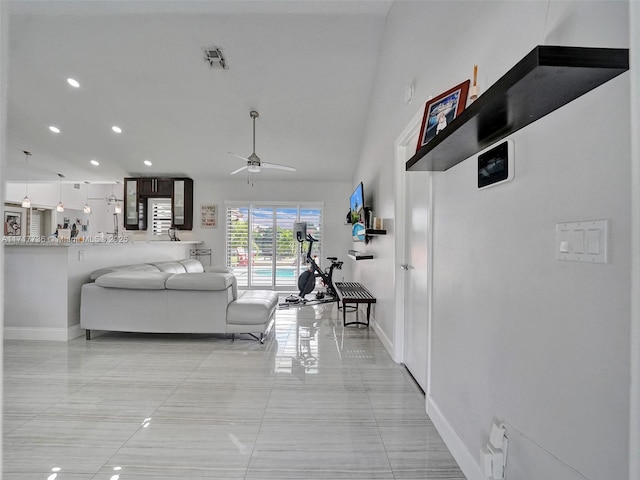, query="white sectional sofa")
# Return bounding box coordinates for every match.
[80,259,278,342]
